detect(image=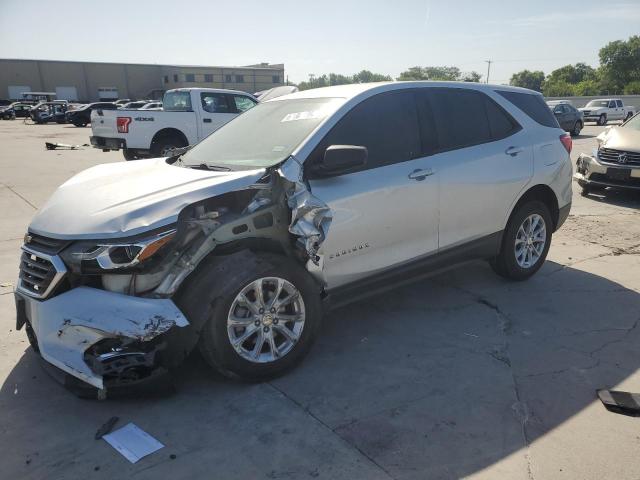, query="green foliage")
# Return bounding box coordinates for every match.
[546,63,597,85]
[624,81,640,95]
[297,70,392,91]
[509,70,545,92]
[397,66,481,82]
[573,79,601,96]
[599,35,640,91]
[542,79,575,97]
